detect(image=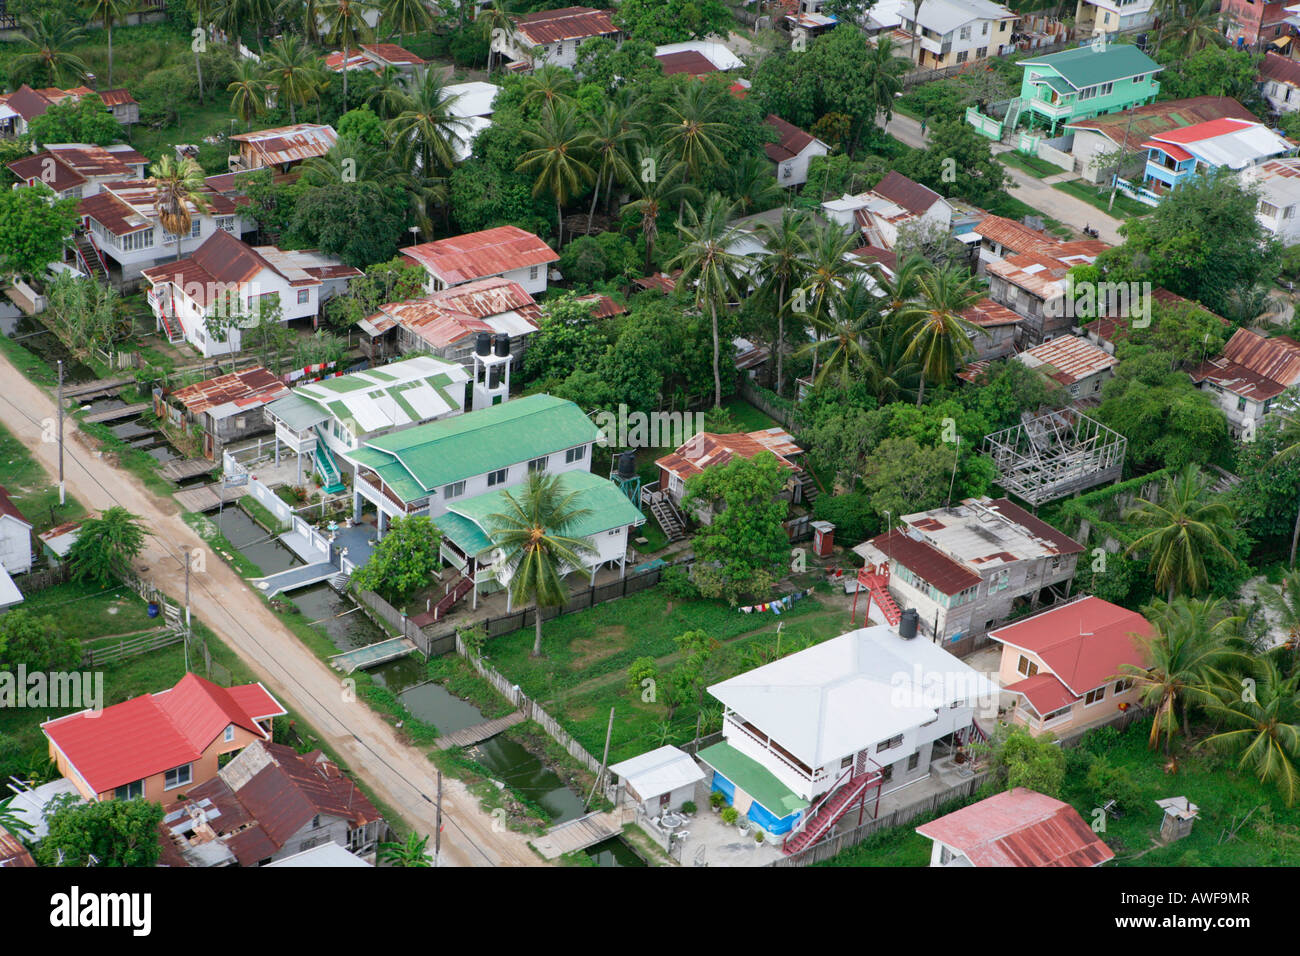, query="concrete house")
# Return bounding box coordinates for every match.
[343,392,600,533]
[7,143,148,200]
[1188,327,1300,438]
[401,225,558,296]
[1223,0,1292,48]
[0,84,138,138]
[228,123,338,175]
[1261,52,1300,114]
[823,171,955,250]
[1075,0,1155,36]
[698,626,995,847]
[491,6,621,72]
[160,366,289,459]
[1250,157,1300,244]
[1014,334,1119,402]
[140,230,361,354]
[916,787,1114,866]
[991,596,1150,736]
[0,487,32,612]
[158,739,381,867]
[853,496,1084,645]
[1013,41,1162,135]
[608,746,706,818]
[41,673,286,804]
[763,114,830,188]
[896,0,1018,69]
